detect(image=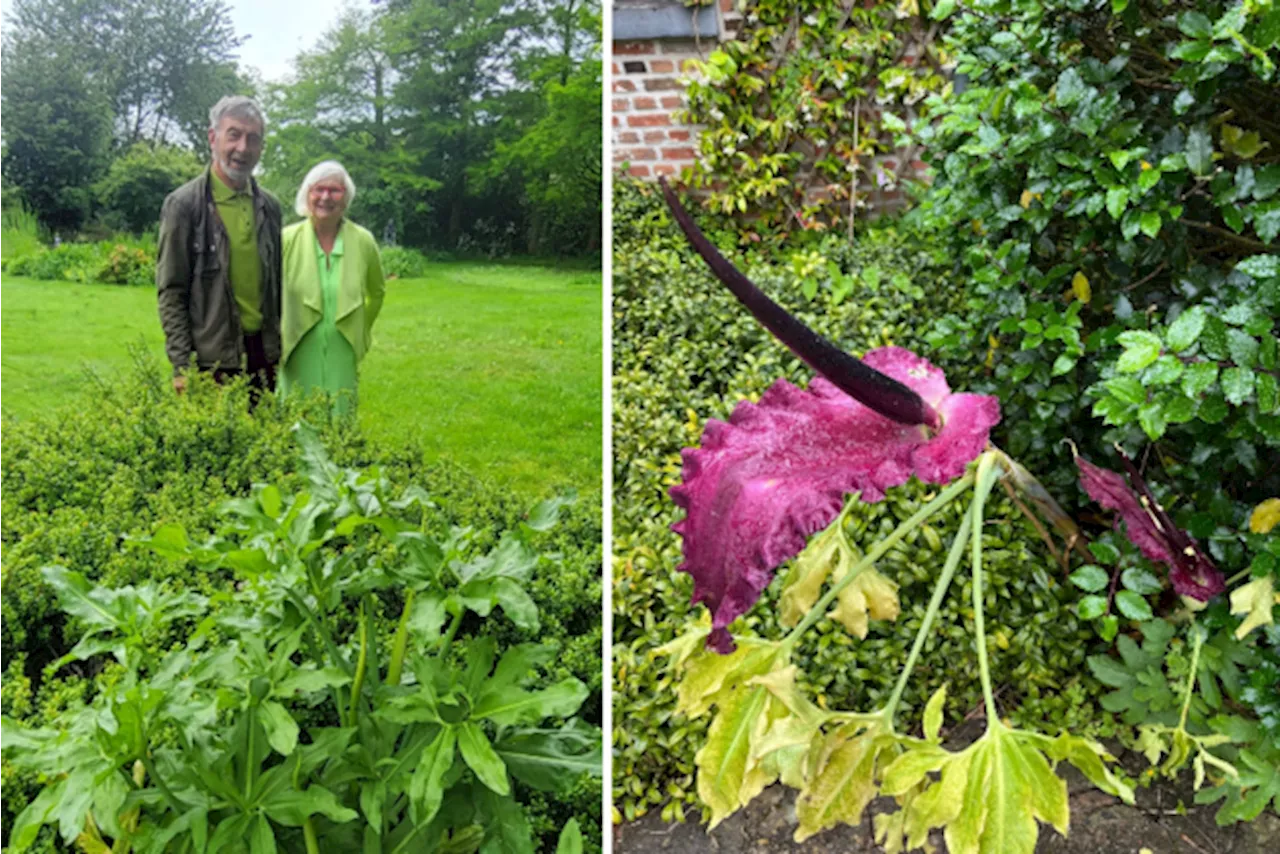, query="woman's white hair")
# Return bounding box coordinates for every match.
[294,160,357,218]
